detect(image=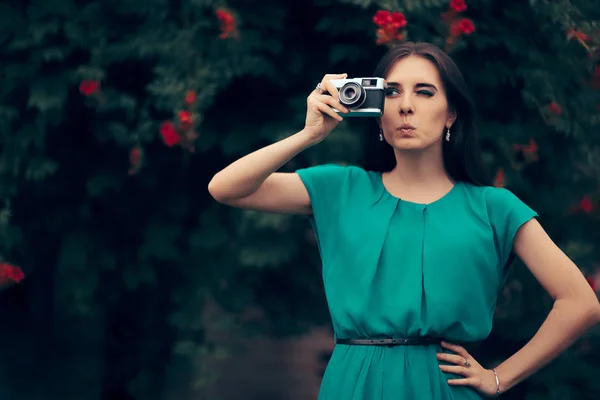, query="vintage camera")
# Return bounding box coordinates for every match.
[326,77,385,117]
